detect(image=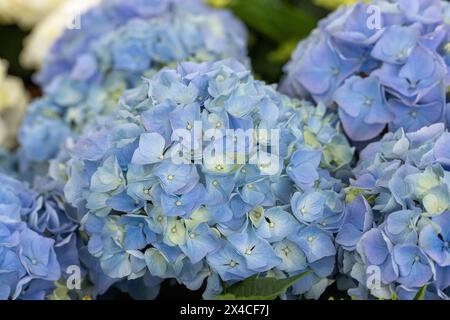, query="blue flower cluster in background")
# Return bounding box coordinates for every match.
[37,0,227,87]
[337,124,450,299]
[19,0,247,168]
[0,174,68,299]
[281,0,450,142]
[63,58,353,299]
